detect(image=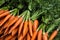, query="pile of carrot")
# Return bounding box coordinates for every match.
[0,9,60,40]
